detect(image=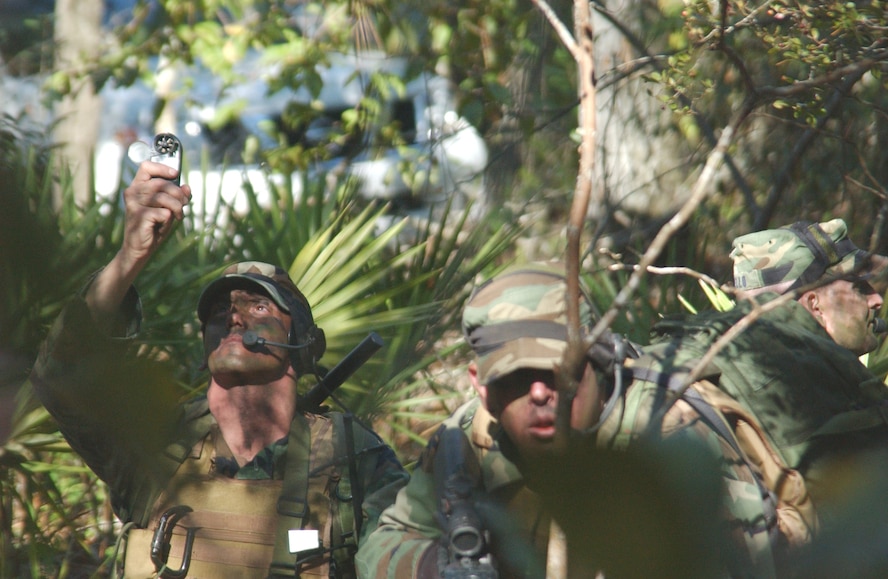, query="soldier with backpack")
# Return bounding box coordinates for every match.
[726,219,888,522]
[30,160,408,577]
[356,264,781,578]
[598,218,888,569]
[355,265,599,578]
